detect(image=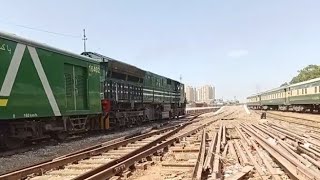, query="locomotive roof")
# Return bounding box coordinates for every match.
[82,52,183,84]
[82,52,146,78]
[0,31,99,63]
[82,52,141,69]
